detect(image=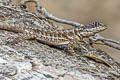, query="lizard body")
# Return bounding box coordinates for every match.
[0,21,107,53]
